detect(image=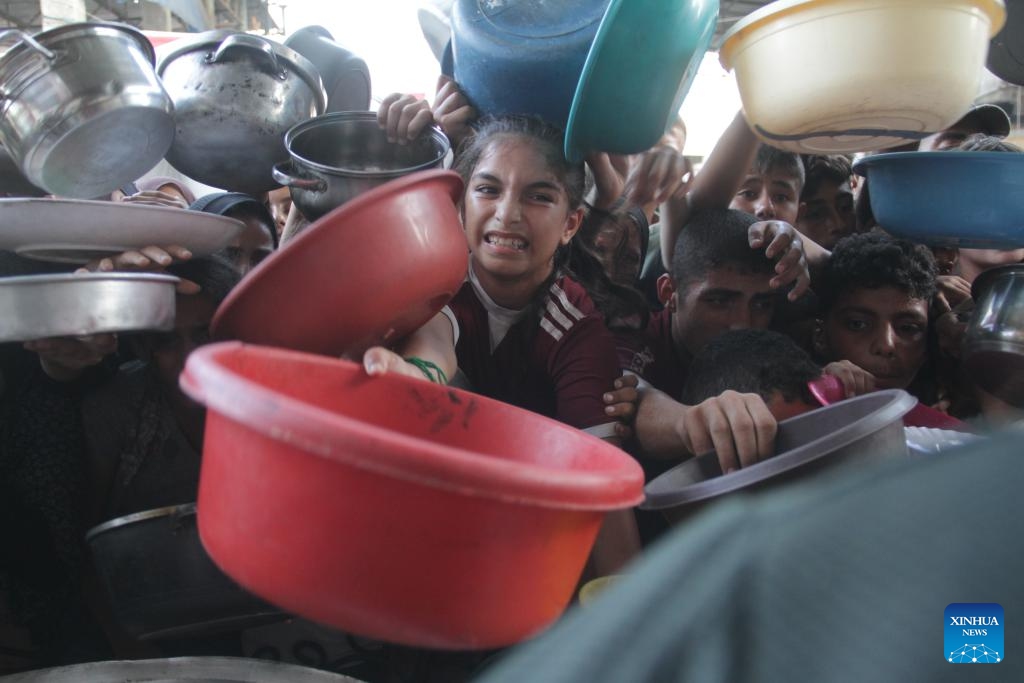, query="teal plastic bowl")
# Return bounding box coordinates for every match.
[564,0,719,162]
[853,151,1024,249]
